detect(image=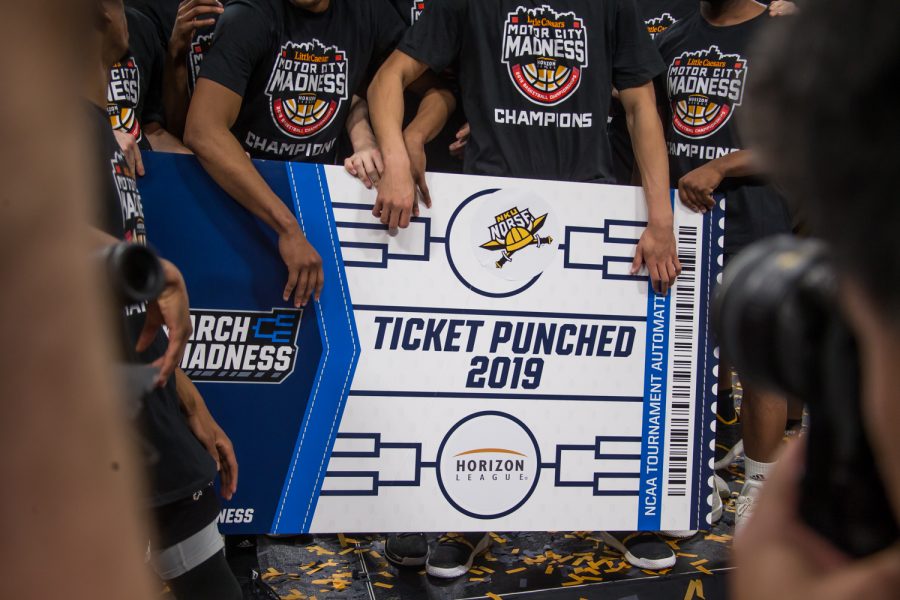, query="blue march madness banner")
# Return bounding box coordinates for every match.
[140,154,723,535]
